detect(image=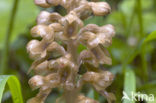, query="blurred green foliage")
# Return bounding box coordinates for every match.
[0,75,23,103]
[0,0,156,103]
